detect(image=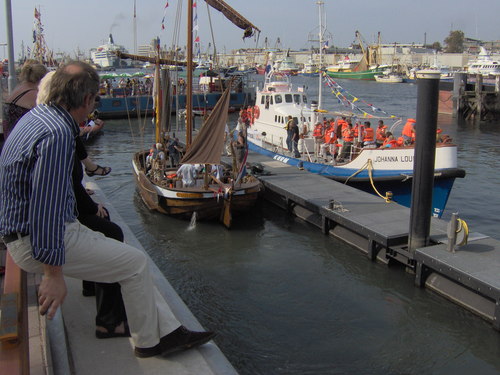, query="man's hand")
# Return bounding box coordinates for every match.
[38,265,67,320]
[96,204,108,218]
